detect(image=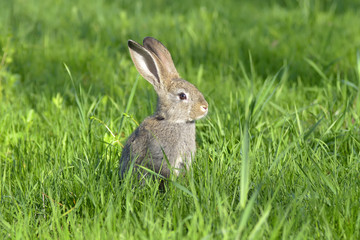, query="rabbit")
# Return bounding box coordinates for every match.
[119,37,208,180]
